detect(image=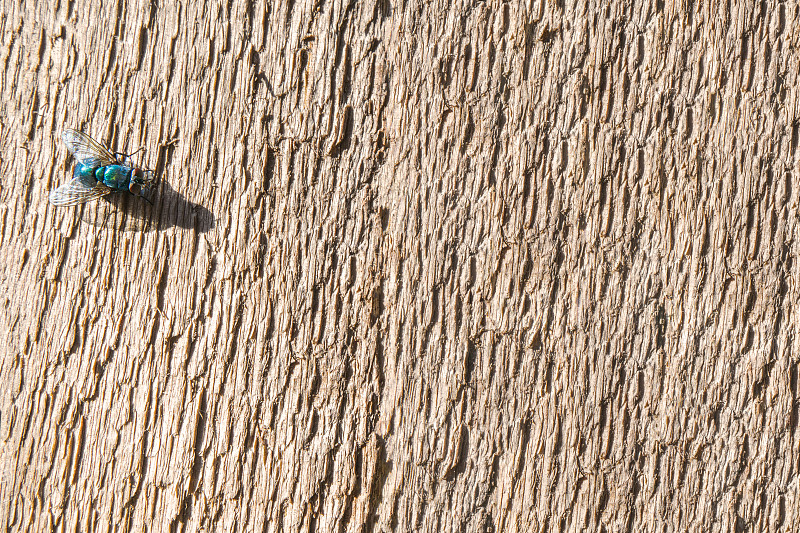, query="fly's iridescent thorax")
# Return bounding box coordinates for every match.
[96,165,132,190]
